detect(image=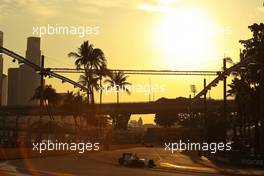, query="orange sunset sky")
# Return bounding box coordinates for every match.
[0,0,263,123]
